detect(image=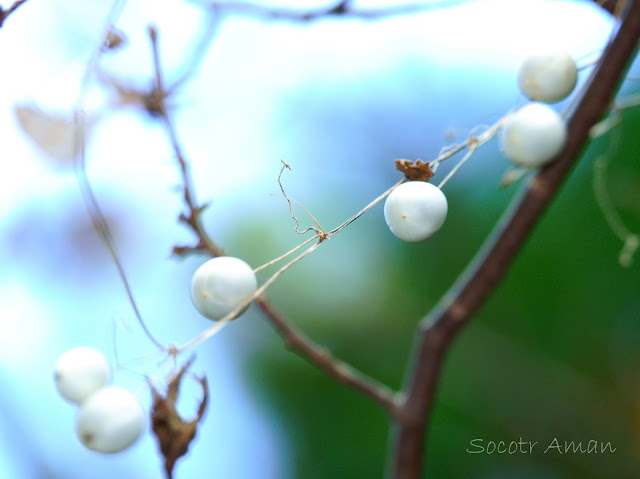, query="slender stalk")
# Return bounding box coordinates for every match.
[74,112,166,351]
[253,235,320,273]
[71,0,167,351]
[328,179,404,236]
